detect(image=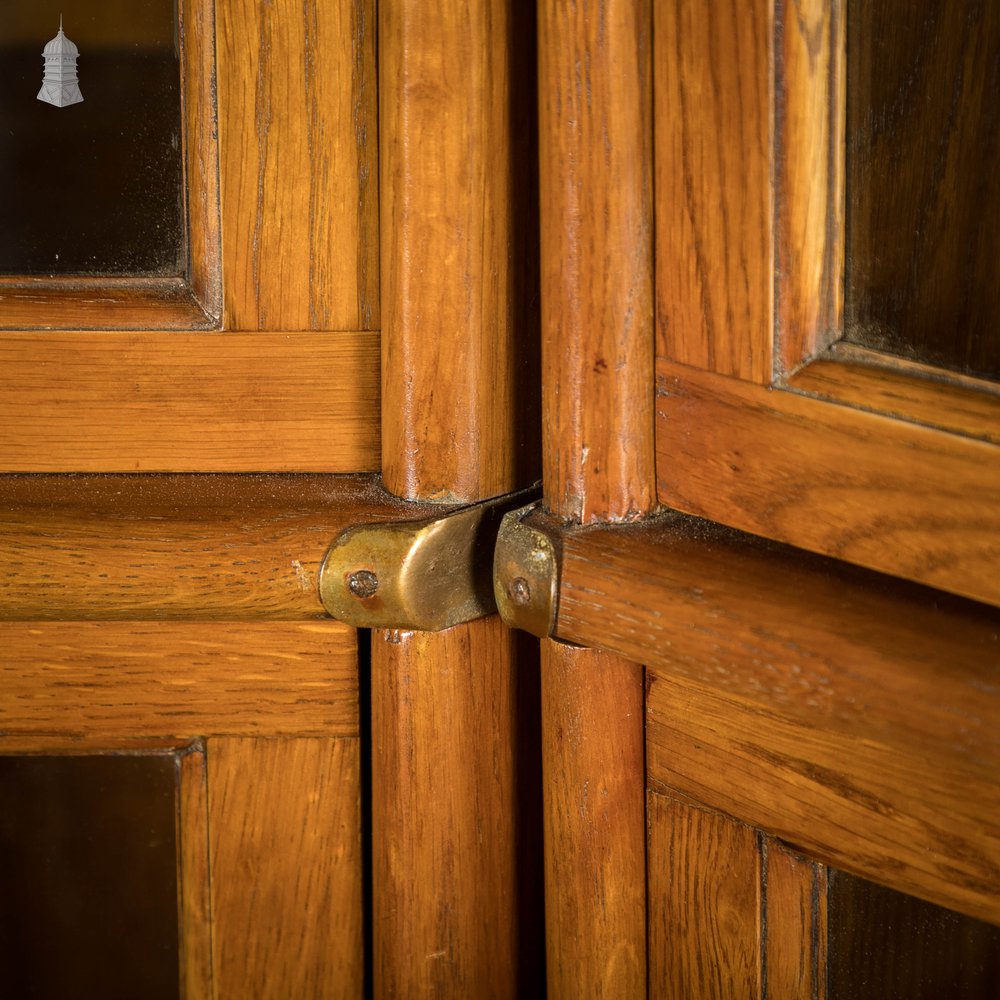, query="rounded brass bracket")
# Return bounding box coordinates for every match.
[492,503,560,637]
[319,485,541,631]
